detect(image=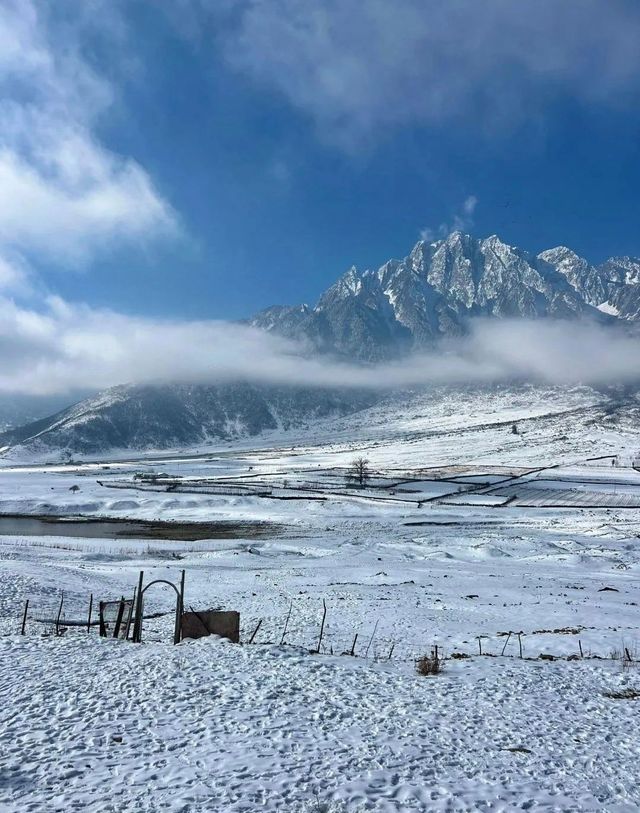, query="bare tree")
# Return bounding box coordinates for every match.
[346,457,370,488]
